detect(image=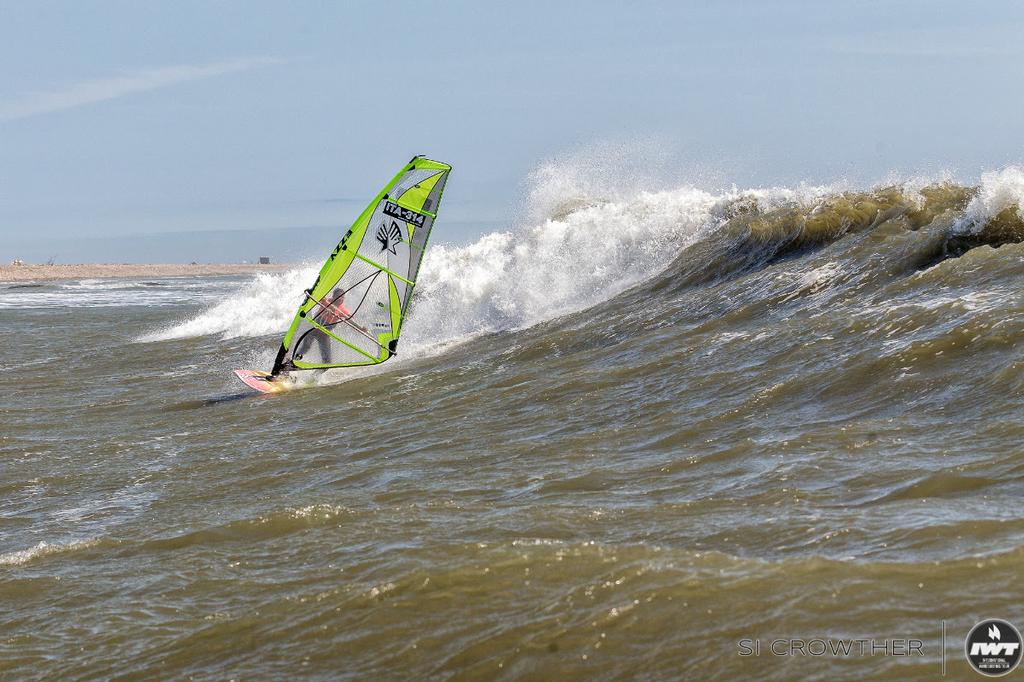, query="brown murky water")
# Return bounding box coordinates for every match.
[2,177,1024,680]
